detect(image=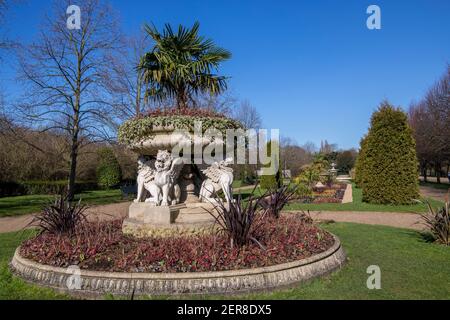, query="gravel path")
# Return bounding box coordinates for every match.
[0,189,256,234]
[420,186,449,202]
[0,202,130,234]
[0,183,439,234]
[295,211,424,231]
[0,201,426,233]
